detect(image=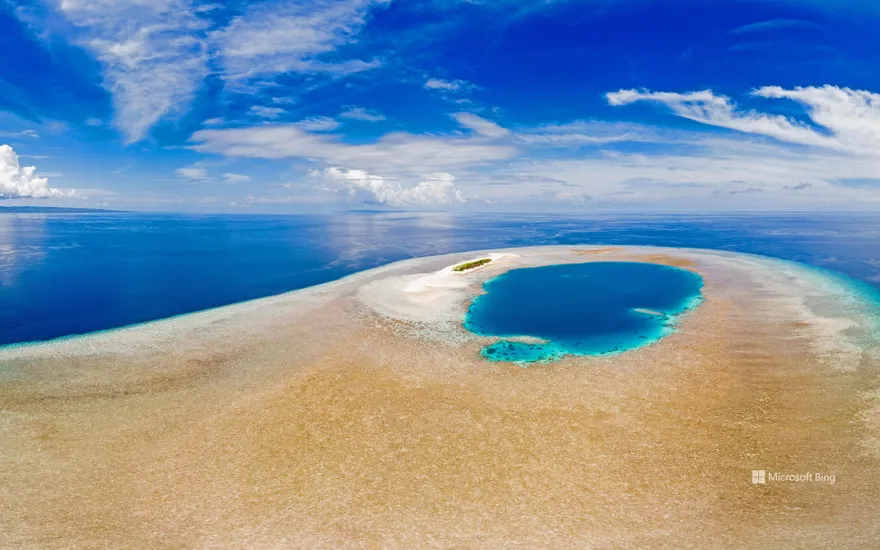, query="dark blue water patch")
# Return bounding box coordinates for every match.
[464,262,704,363]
